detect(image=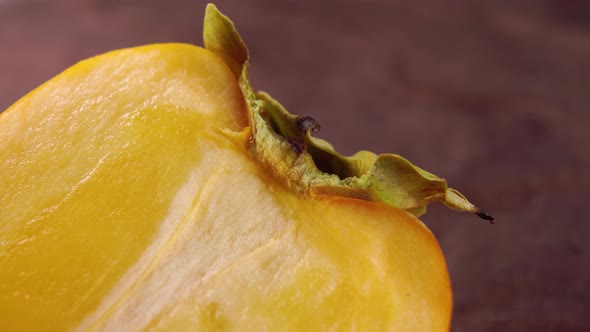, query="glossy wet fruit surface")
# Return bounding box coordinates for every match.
[0,41,450,332]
